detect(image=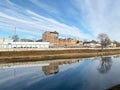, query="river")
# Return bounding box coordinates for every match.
[0,55,120,90]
